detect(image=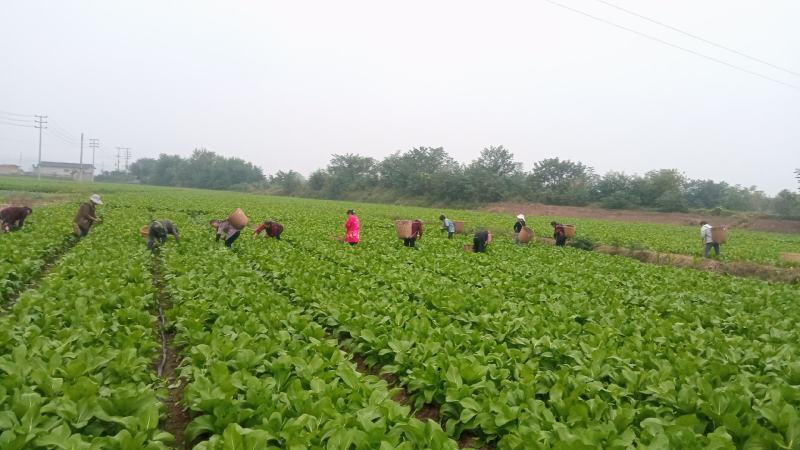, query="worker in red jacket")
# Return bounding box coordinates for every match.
[403,219,423,247]
[0,206,32,232]
[253,220,284,240]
